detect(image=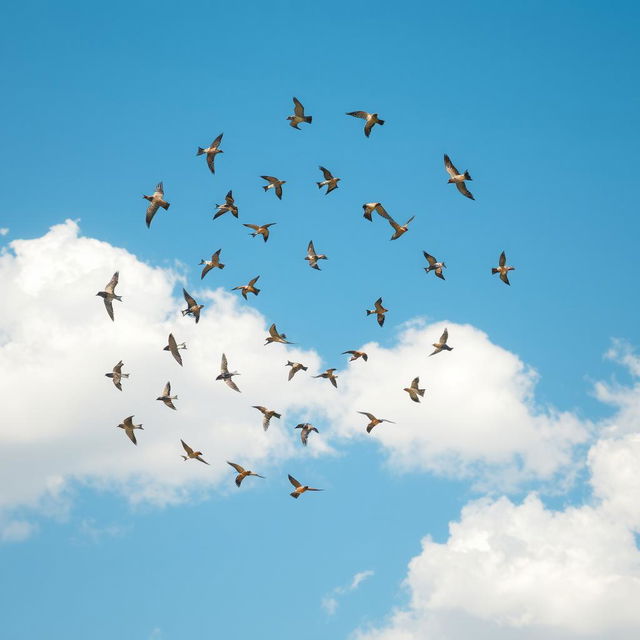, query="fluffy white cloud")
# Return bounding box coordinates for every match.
[323,569,375,615]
